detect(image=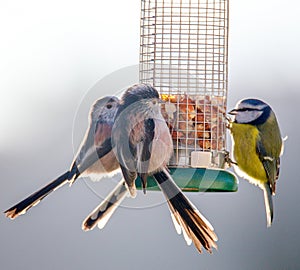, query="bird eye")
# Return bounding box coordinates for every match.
[106,104,112,109]
[152,100,157,105]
